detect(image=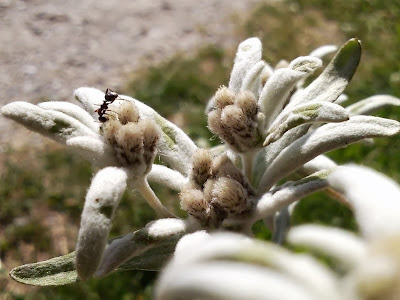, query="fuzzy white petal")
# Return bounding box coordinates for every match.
[288,225,367,268]
[258,116,400,193]
[259,56,322,127]
[254,170,331,220]
[301,155,337,174]
[346,95,400,116]
[156,261,320,300]
[95,218,189,277]
[174,231,210,255]
[74,86,104,116]
[240,60,266,97]
[309,45,338,58]
[75,167,128,280]
[290,39,361,106]
[2,101,98,143]
[264,101,349,146]
[229,37,262,93]
[157,233,339,300]
[147,164,187,191]
[38,101,99,132]
[328,165,400,239]
[66,136,117,166]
